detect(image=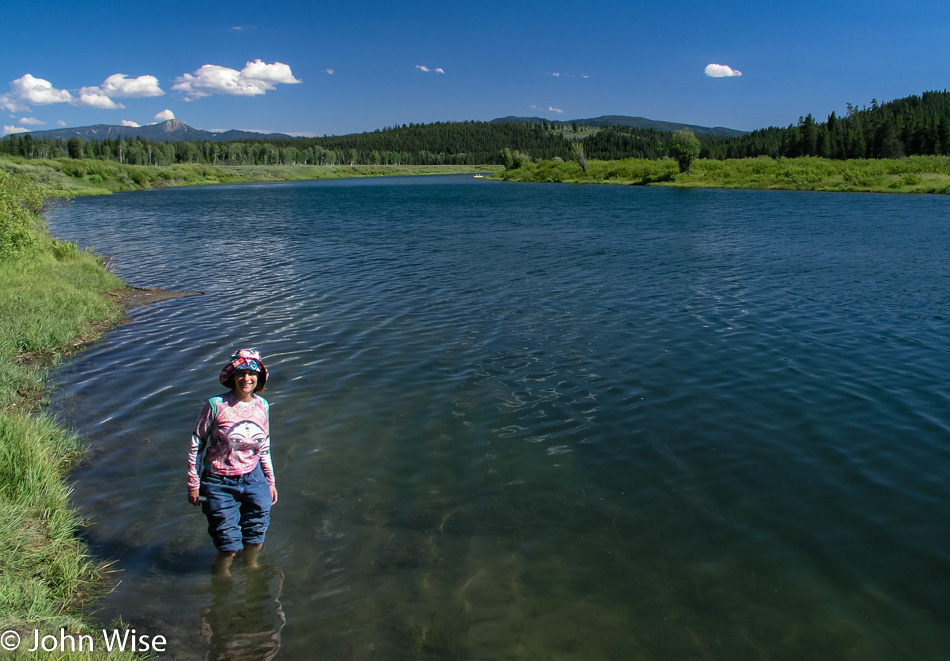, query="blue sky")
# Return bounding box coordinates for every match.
[3,0,949,137]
